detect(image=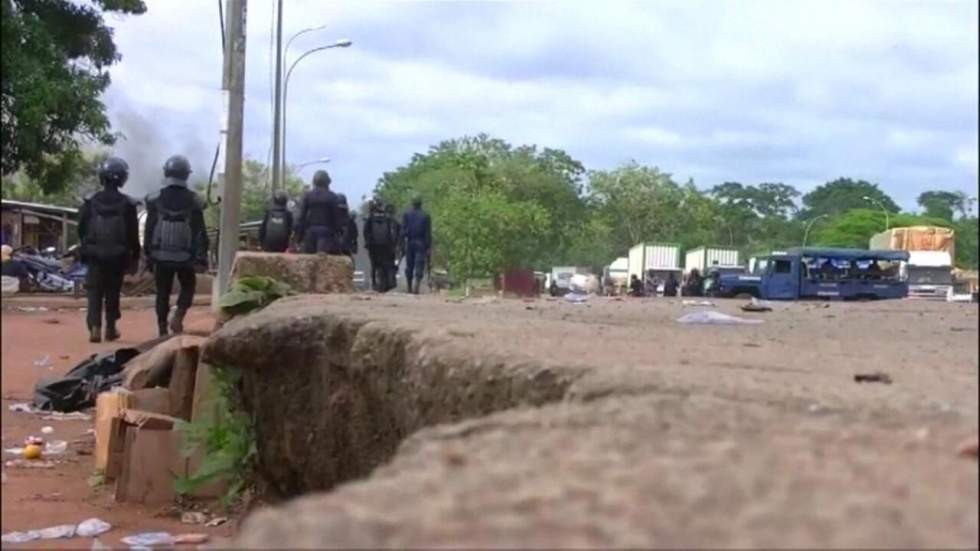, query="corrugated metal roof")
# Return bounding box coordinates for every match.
[1,199,79,216]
